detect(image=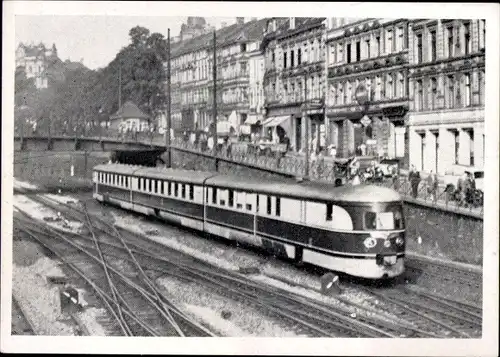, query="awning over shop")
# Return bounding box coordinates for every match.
[245,114,262,125]
[206,120,236,135]
[262,115,292,136]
